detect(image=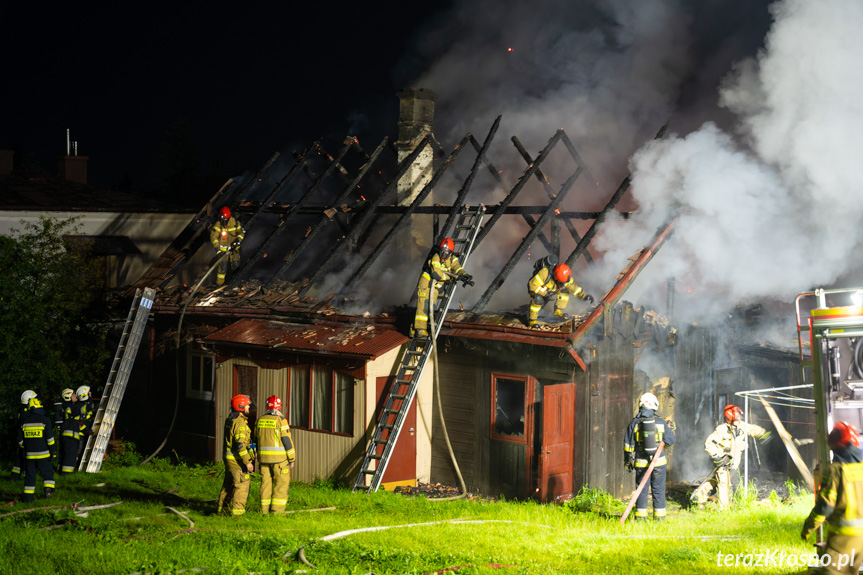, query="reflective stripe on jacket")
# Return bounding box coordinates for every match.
[624,410,675,468]
[210,217,245,251]
[704,421,767,469]
[255,412,296,464]
[803,461,863,537]
[18,410,55,459]
[223,411,252,465]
